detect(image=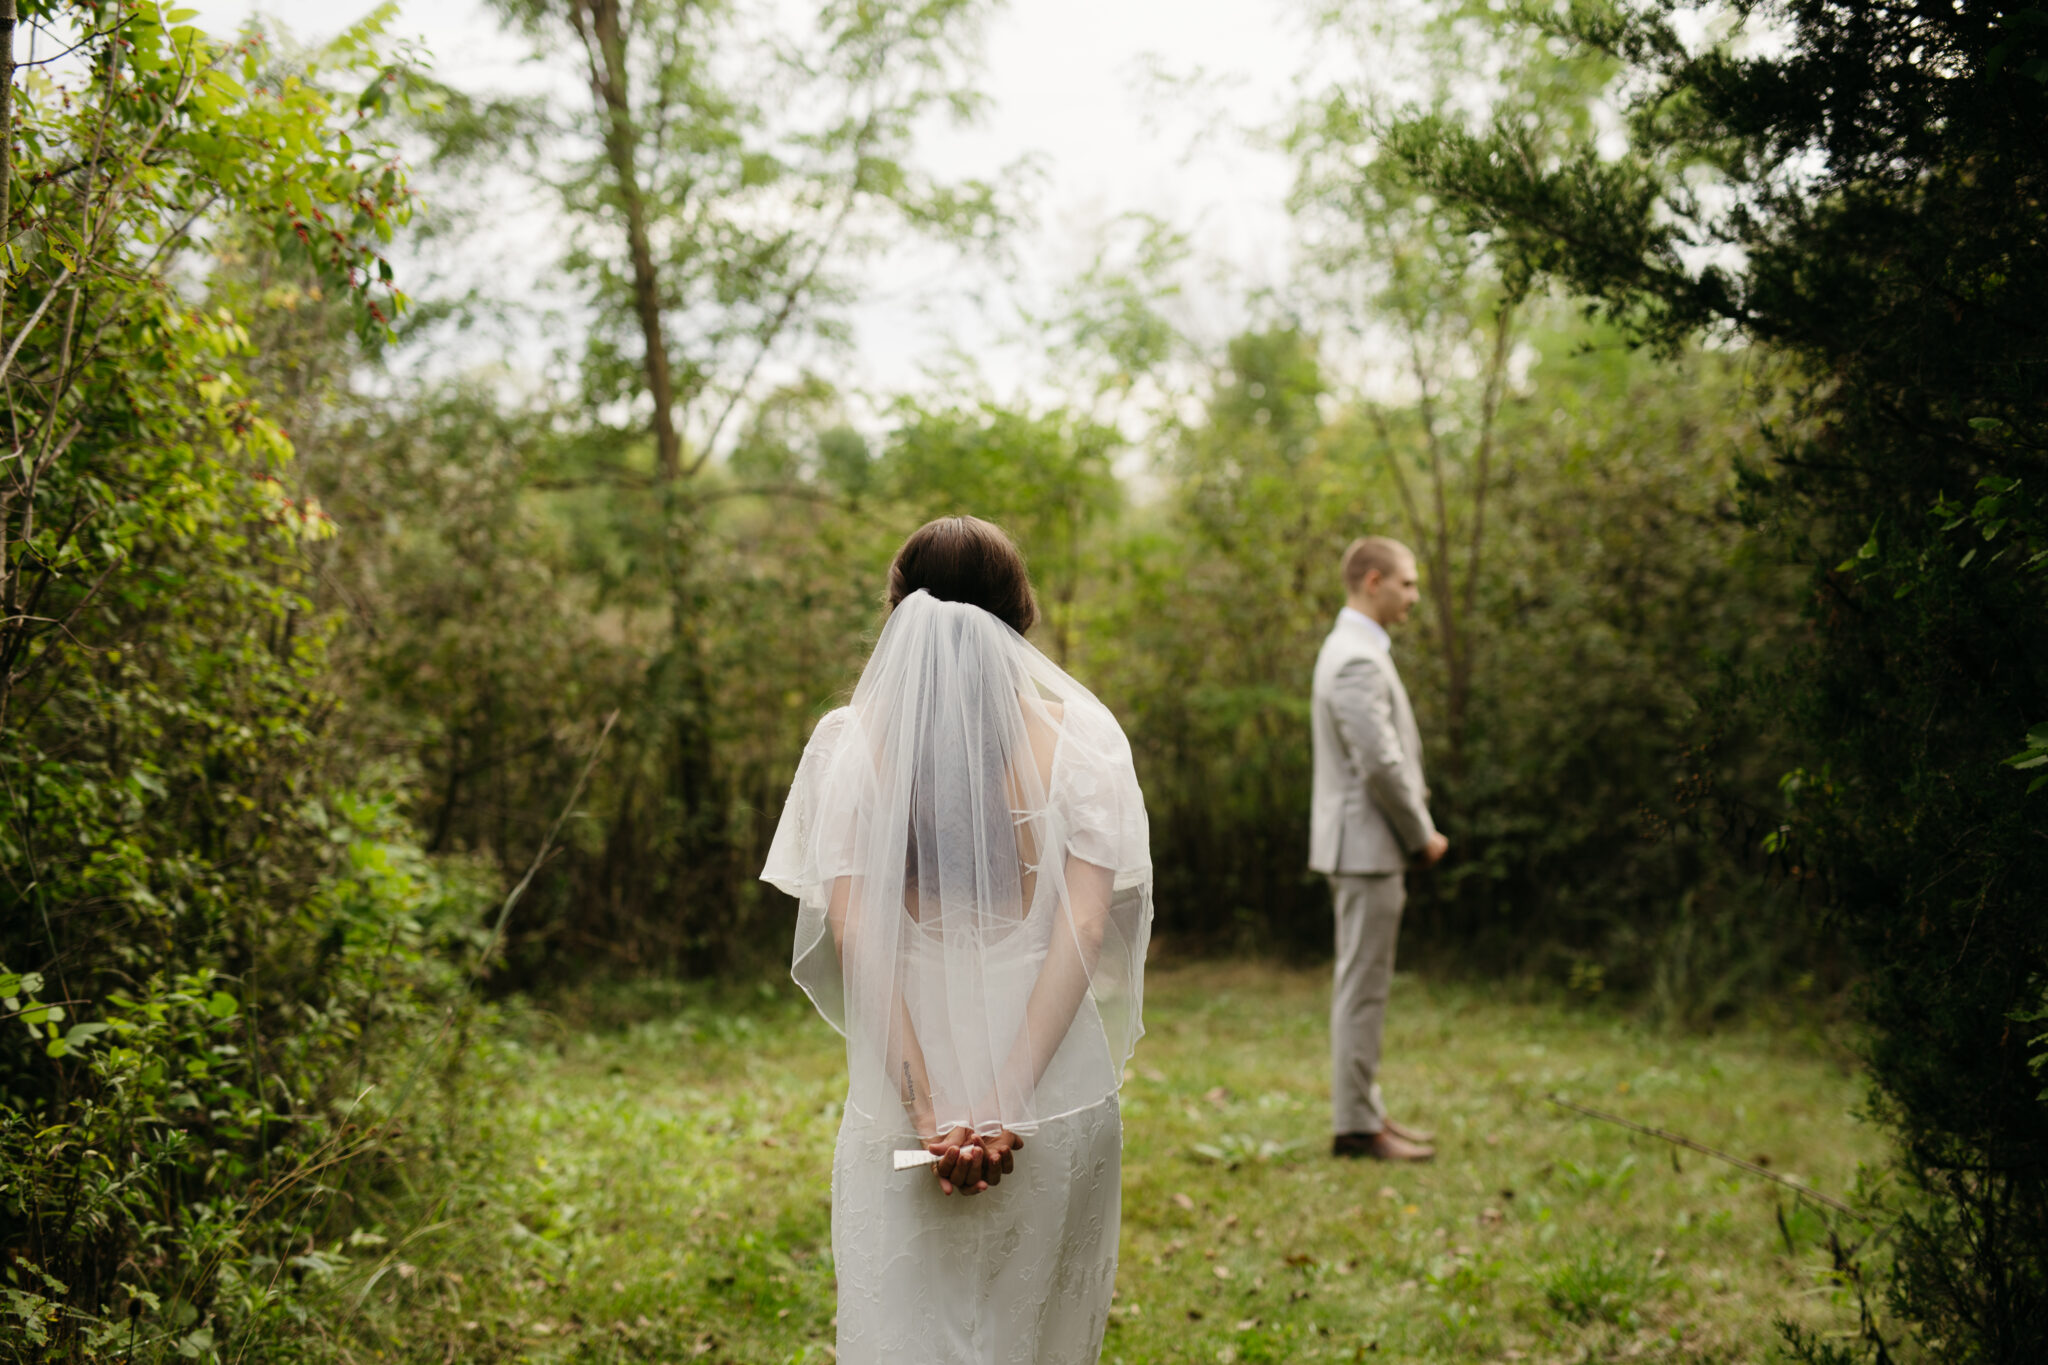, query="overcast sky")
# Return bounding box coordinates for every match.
[182,0,1319,417]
